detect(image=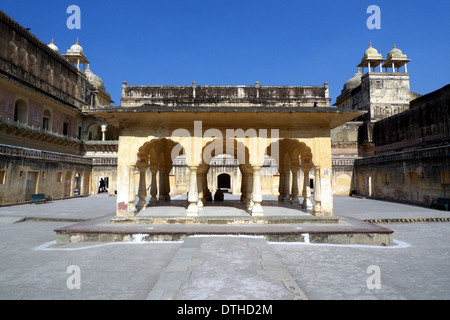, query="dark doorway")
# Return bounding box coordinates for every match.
[217,173,231,190]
